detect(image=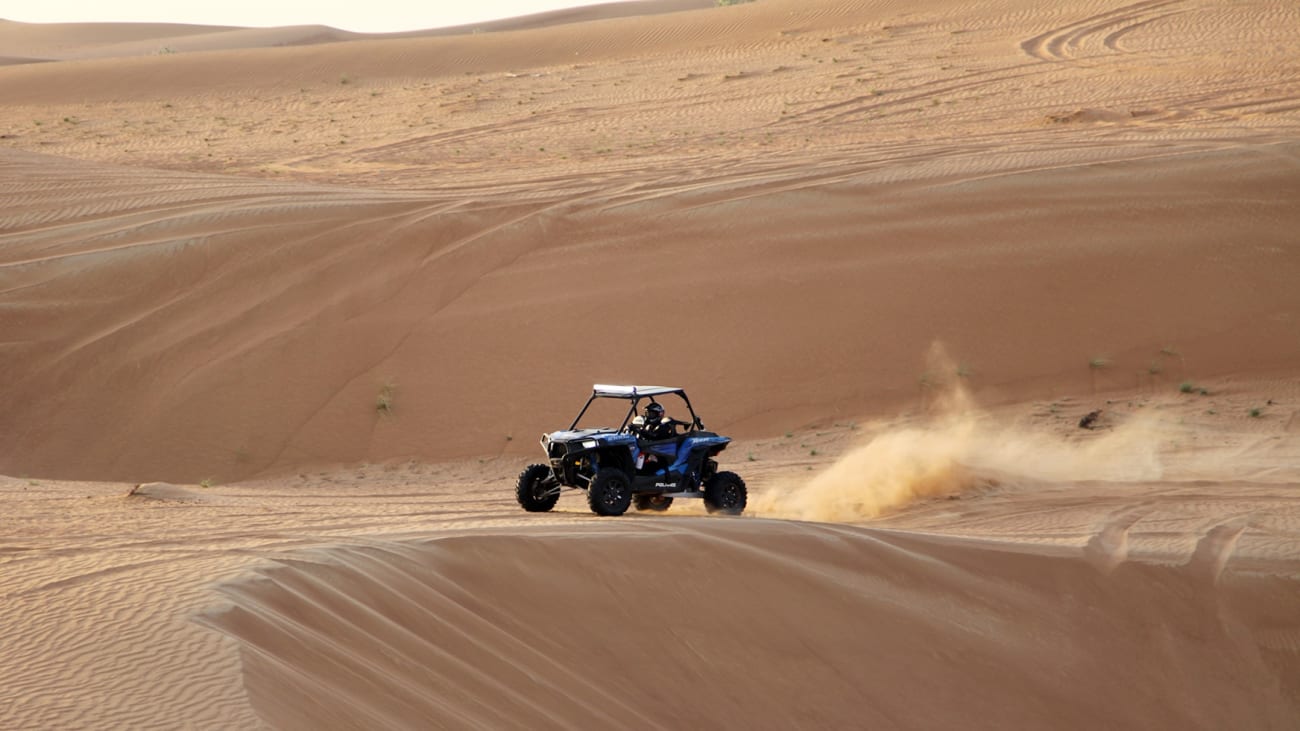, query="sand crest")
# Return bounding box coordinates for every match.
[1,0,1298,727]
